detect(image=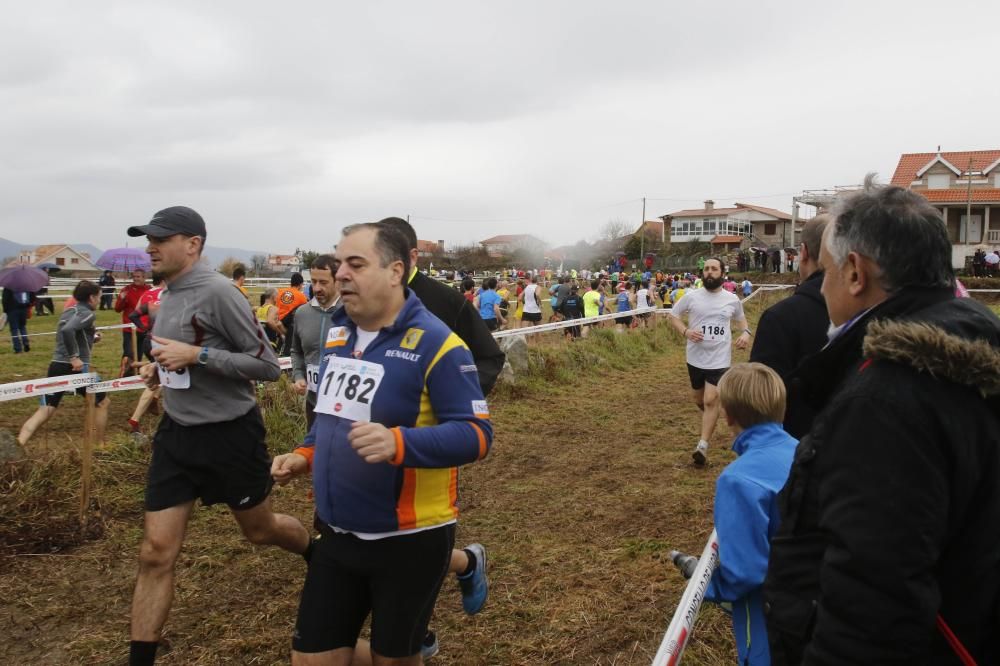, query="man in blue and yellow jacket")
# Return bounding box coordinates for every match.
[272,222,492,666]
